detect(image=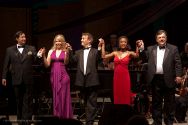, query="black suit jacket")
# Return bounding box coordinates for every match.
[140,43,182,88]
[2,45,38,85]
[72,48,100,87]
